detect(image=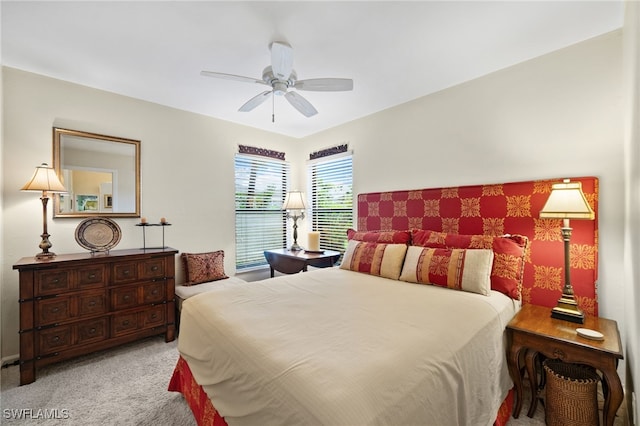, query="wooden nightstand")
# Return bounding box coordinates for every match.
[506,304,623,426]
[263,248,341,277]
